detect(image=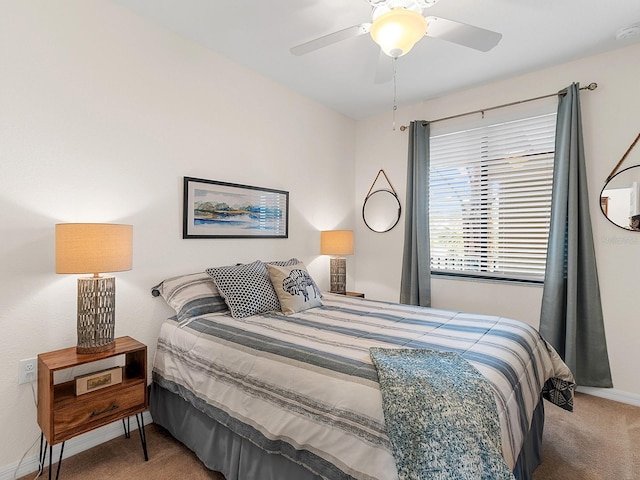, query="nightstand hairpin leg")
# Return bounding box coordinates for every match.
[38,433,64,480]
[135,413,149,461]
[122,417,131,438]
[122,414,148,461]
[38,434,46,476]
